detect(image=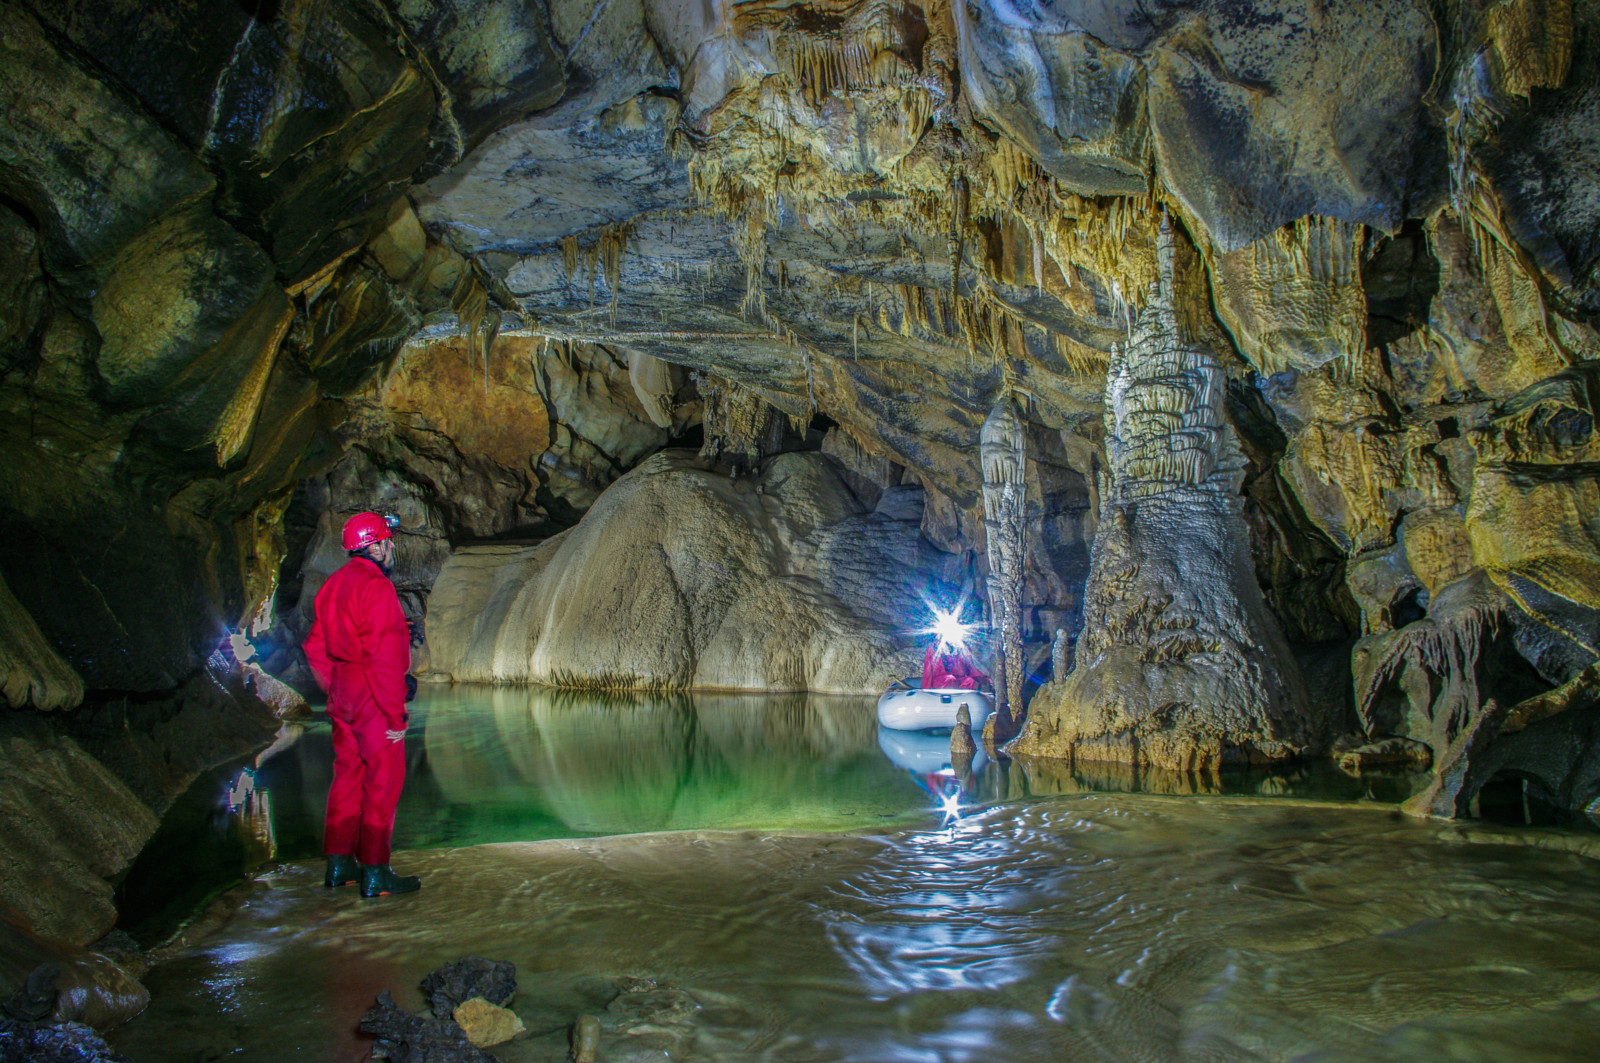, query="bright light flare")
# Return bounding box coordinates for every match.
[937,789,963,822]
[924,606,975,653]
